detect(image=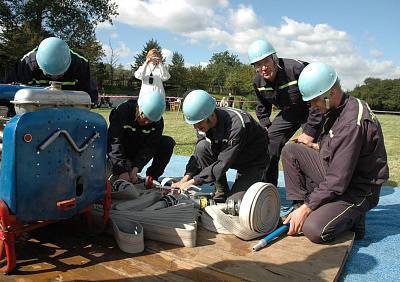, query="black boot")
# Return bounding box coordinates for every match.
[351,213,365,240]
[213,176,229,203]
